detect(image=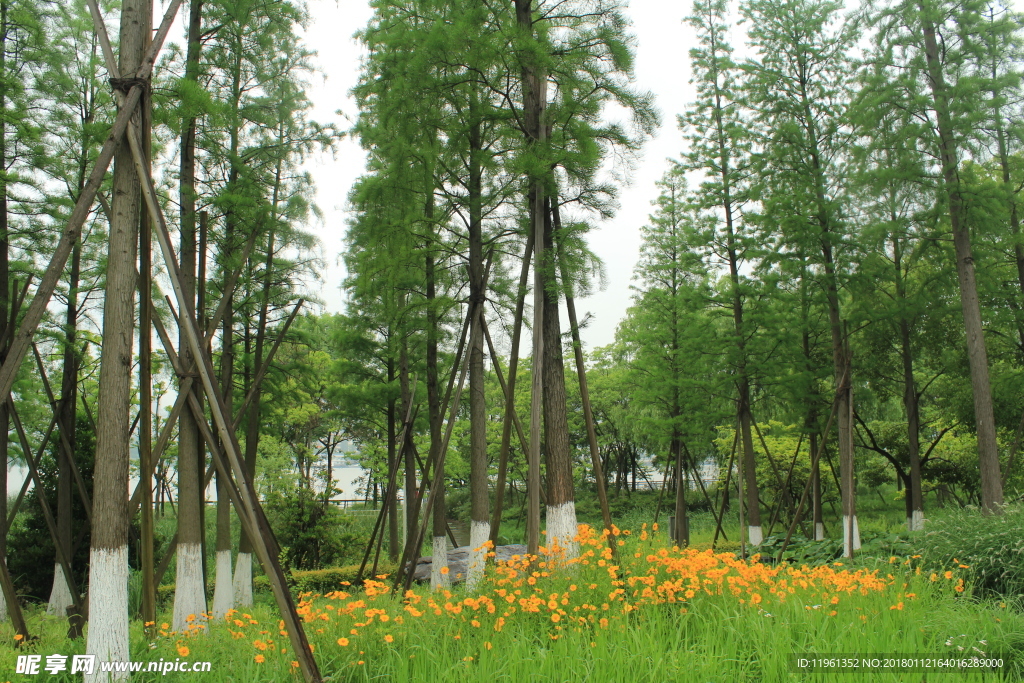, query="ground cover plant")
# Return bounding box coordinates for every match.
[2,523,1021,682]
